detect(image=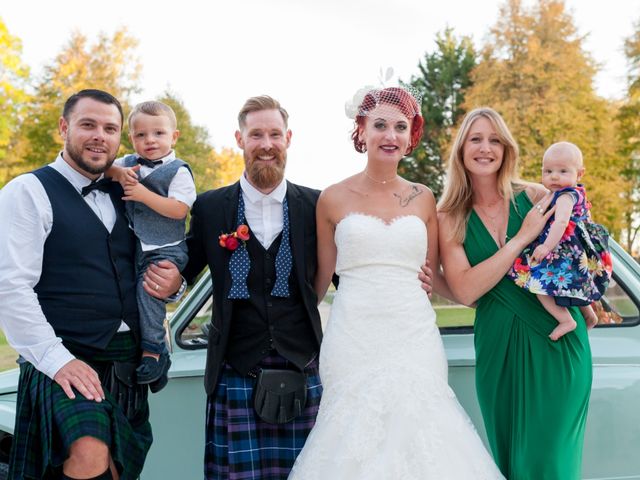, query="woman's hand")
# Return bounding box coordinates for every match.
[512,193,555,248]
